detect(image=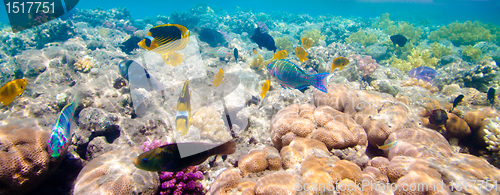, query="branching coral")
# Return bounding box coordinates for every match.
[371,13,394,29]
[389,48,439,72]
[429,20,496,46]
[250,54,273,71]
[301,29,326,46]
[345,31,378,47]
[74,55,98,73]
[274,36,293,53]
[462,45,483,61]
[430,42,453,59]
